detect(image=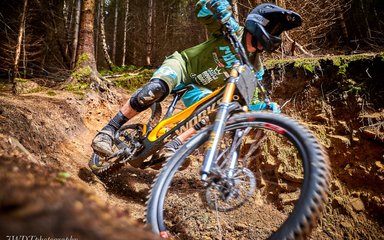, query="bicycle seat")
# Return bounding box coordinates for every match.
[171,84,194,96]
